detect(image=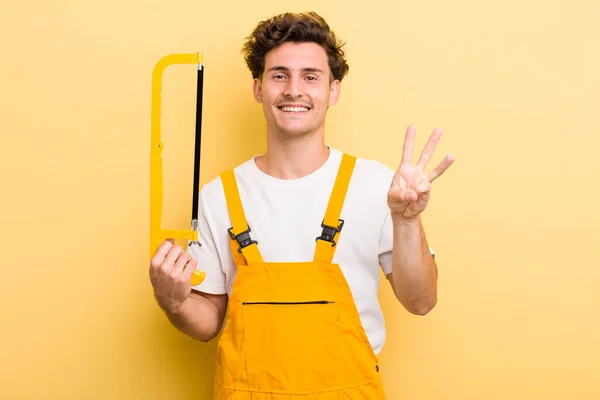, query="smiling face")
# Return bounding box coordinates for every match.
[253,41,341,139]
